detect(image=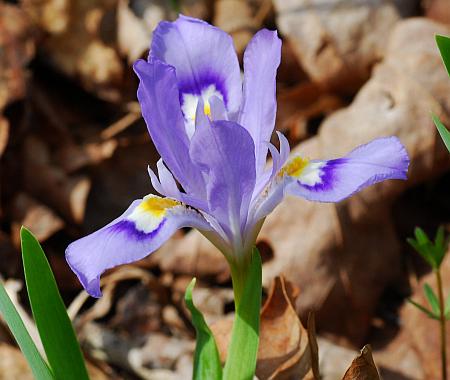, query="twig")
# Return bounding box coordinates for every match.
[436,269,448,380]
